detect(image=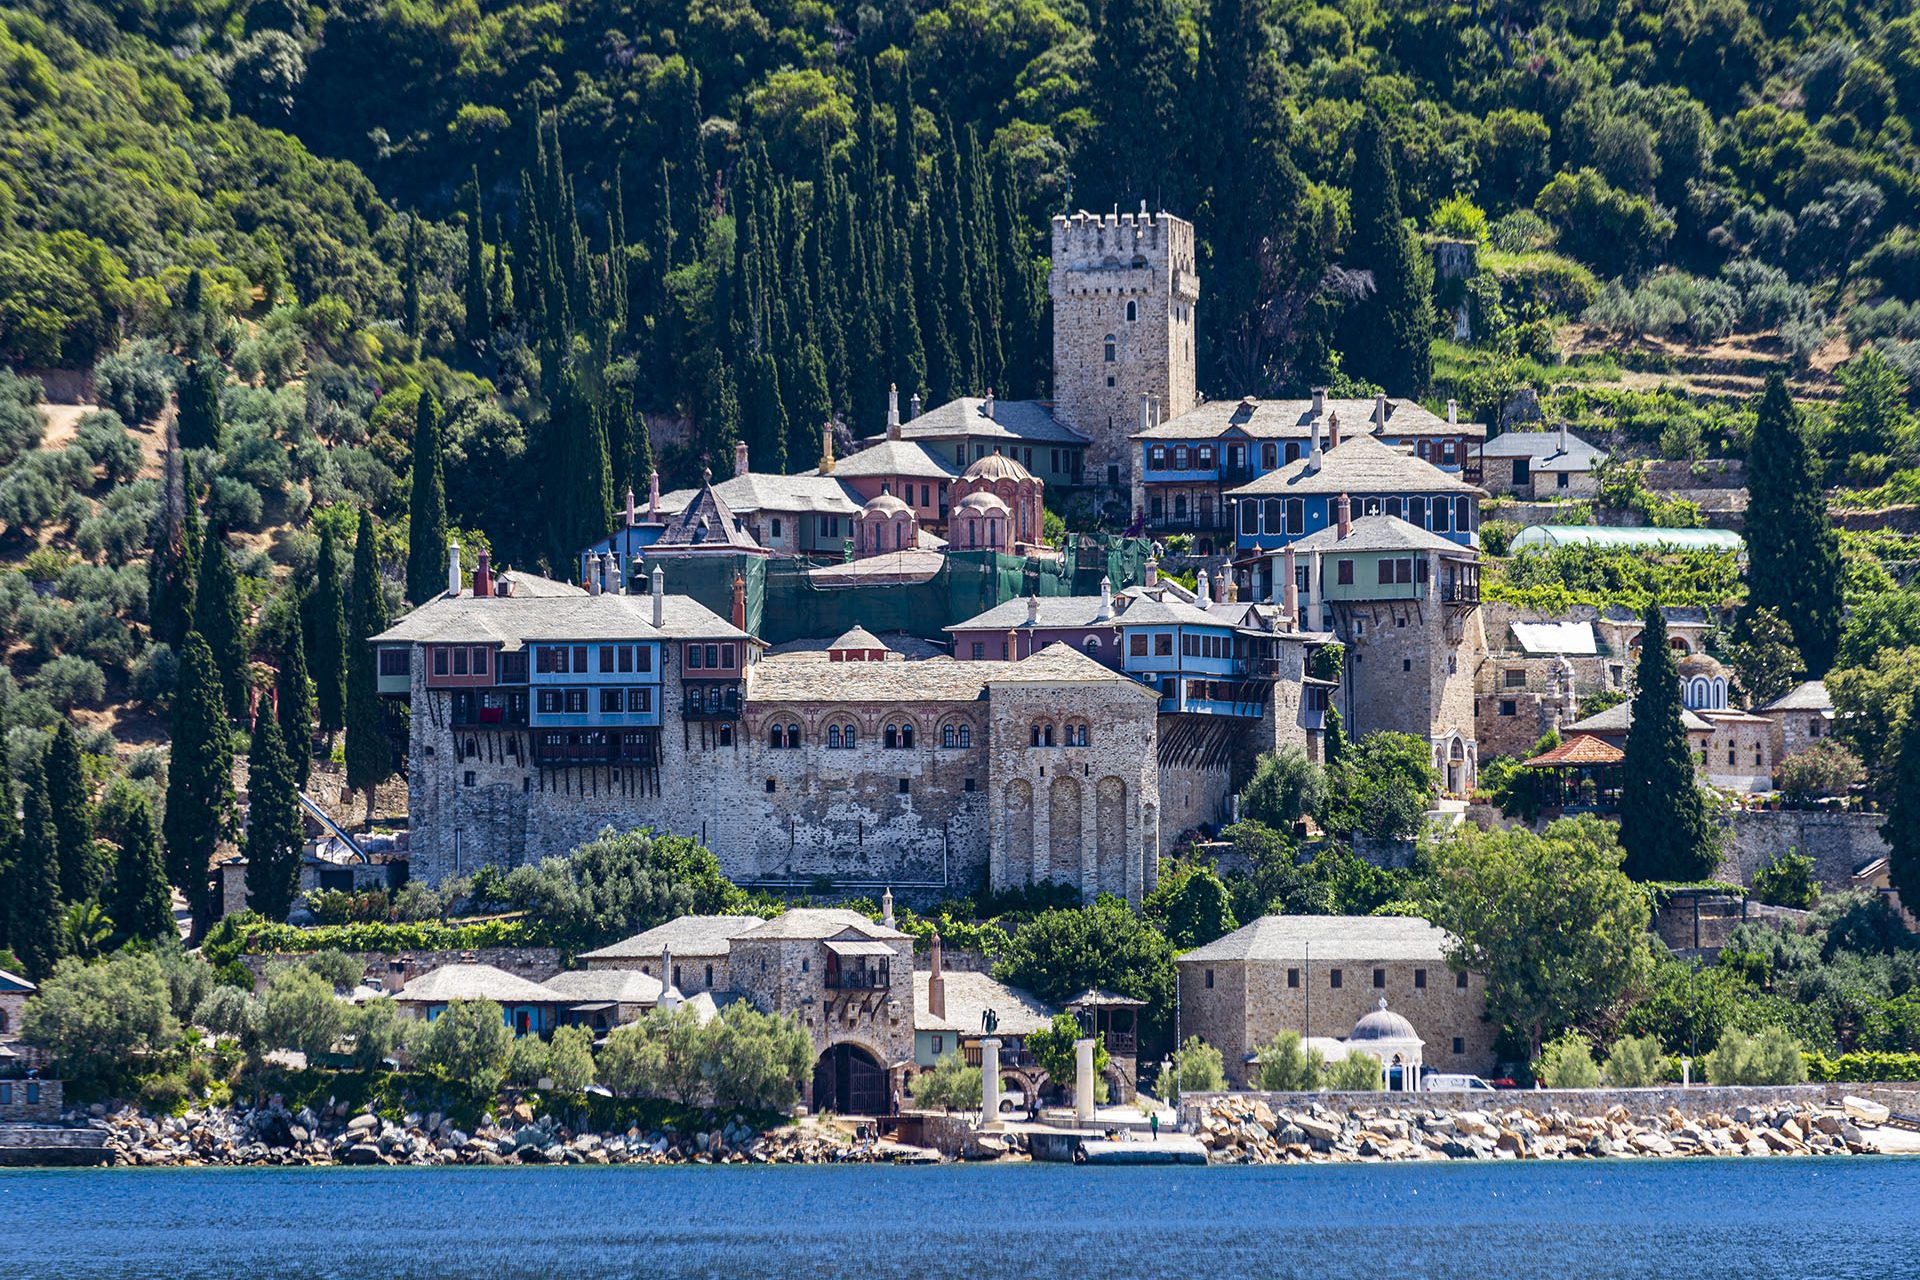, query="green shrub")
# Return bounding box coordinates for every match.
[1750,850,1819,910]
[505,1034,549,1088]
[1254,1030,1325,1092]
[1803,1050,1920,1082]
[1705,1027,1807,1085]
[1323,1052,1385,1091]
[909,1051,983,1112]
[1536,1031,1603,1088]
[546,1025,597,1093]
[1173,1035,1226,1093]
[1602,1034,1669,1087]
[409,999,513,1093]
